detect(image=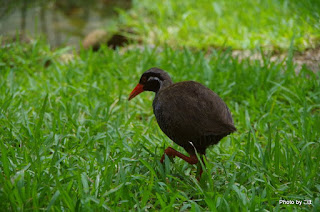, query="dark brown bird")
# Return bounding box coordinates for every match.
[129,67,236,177]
